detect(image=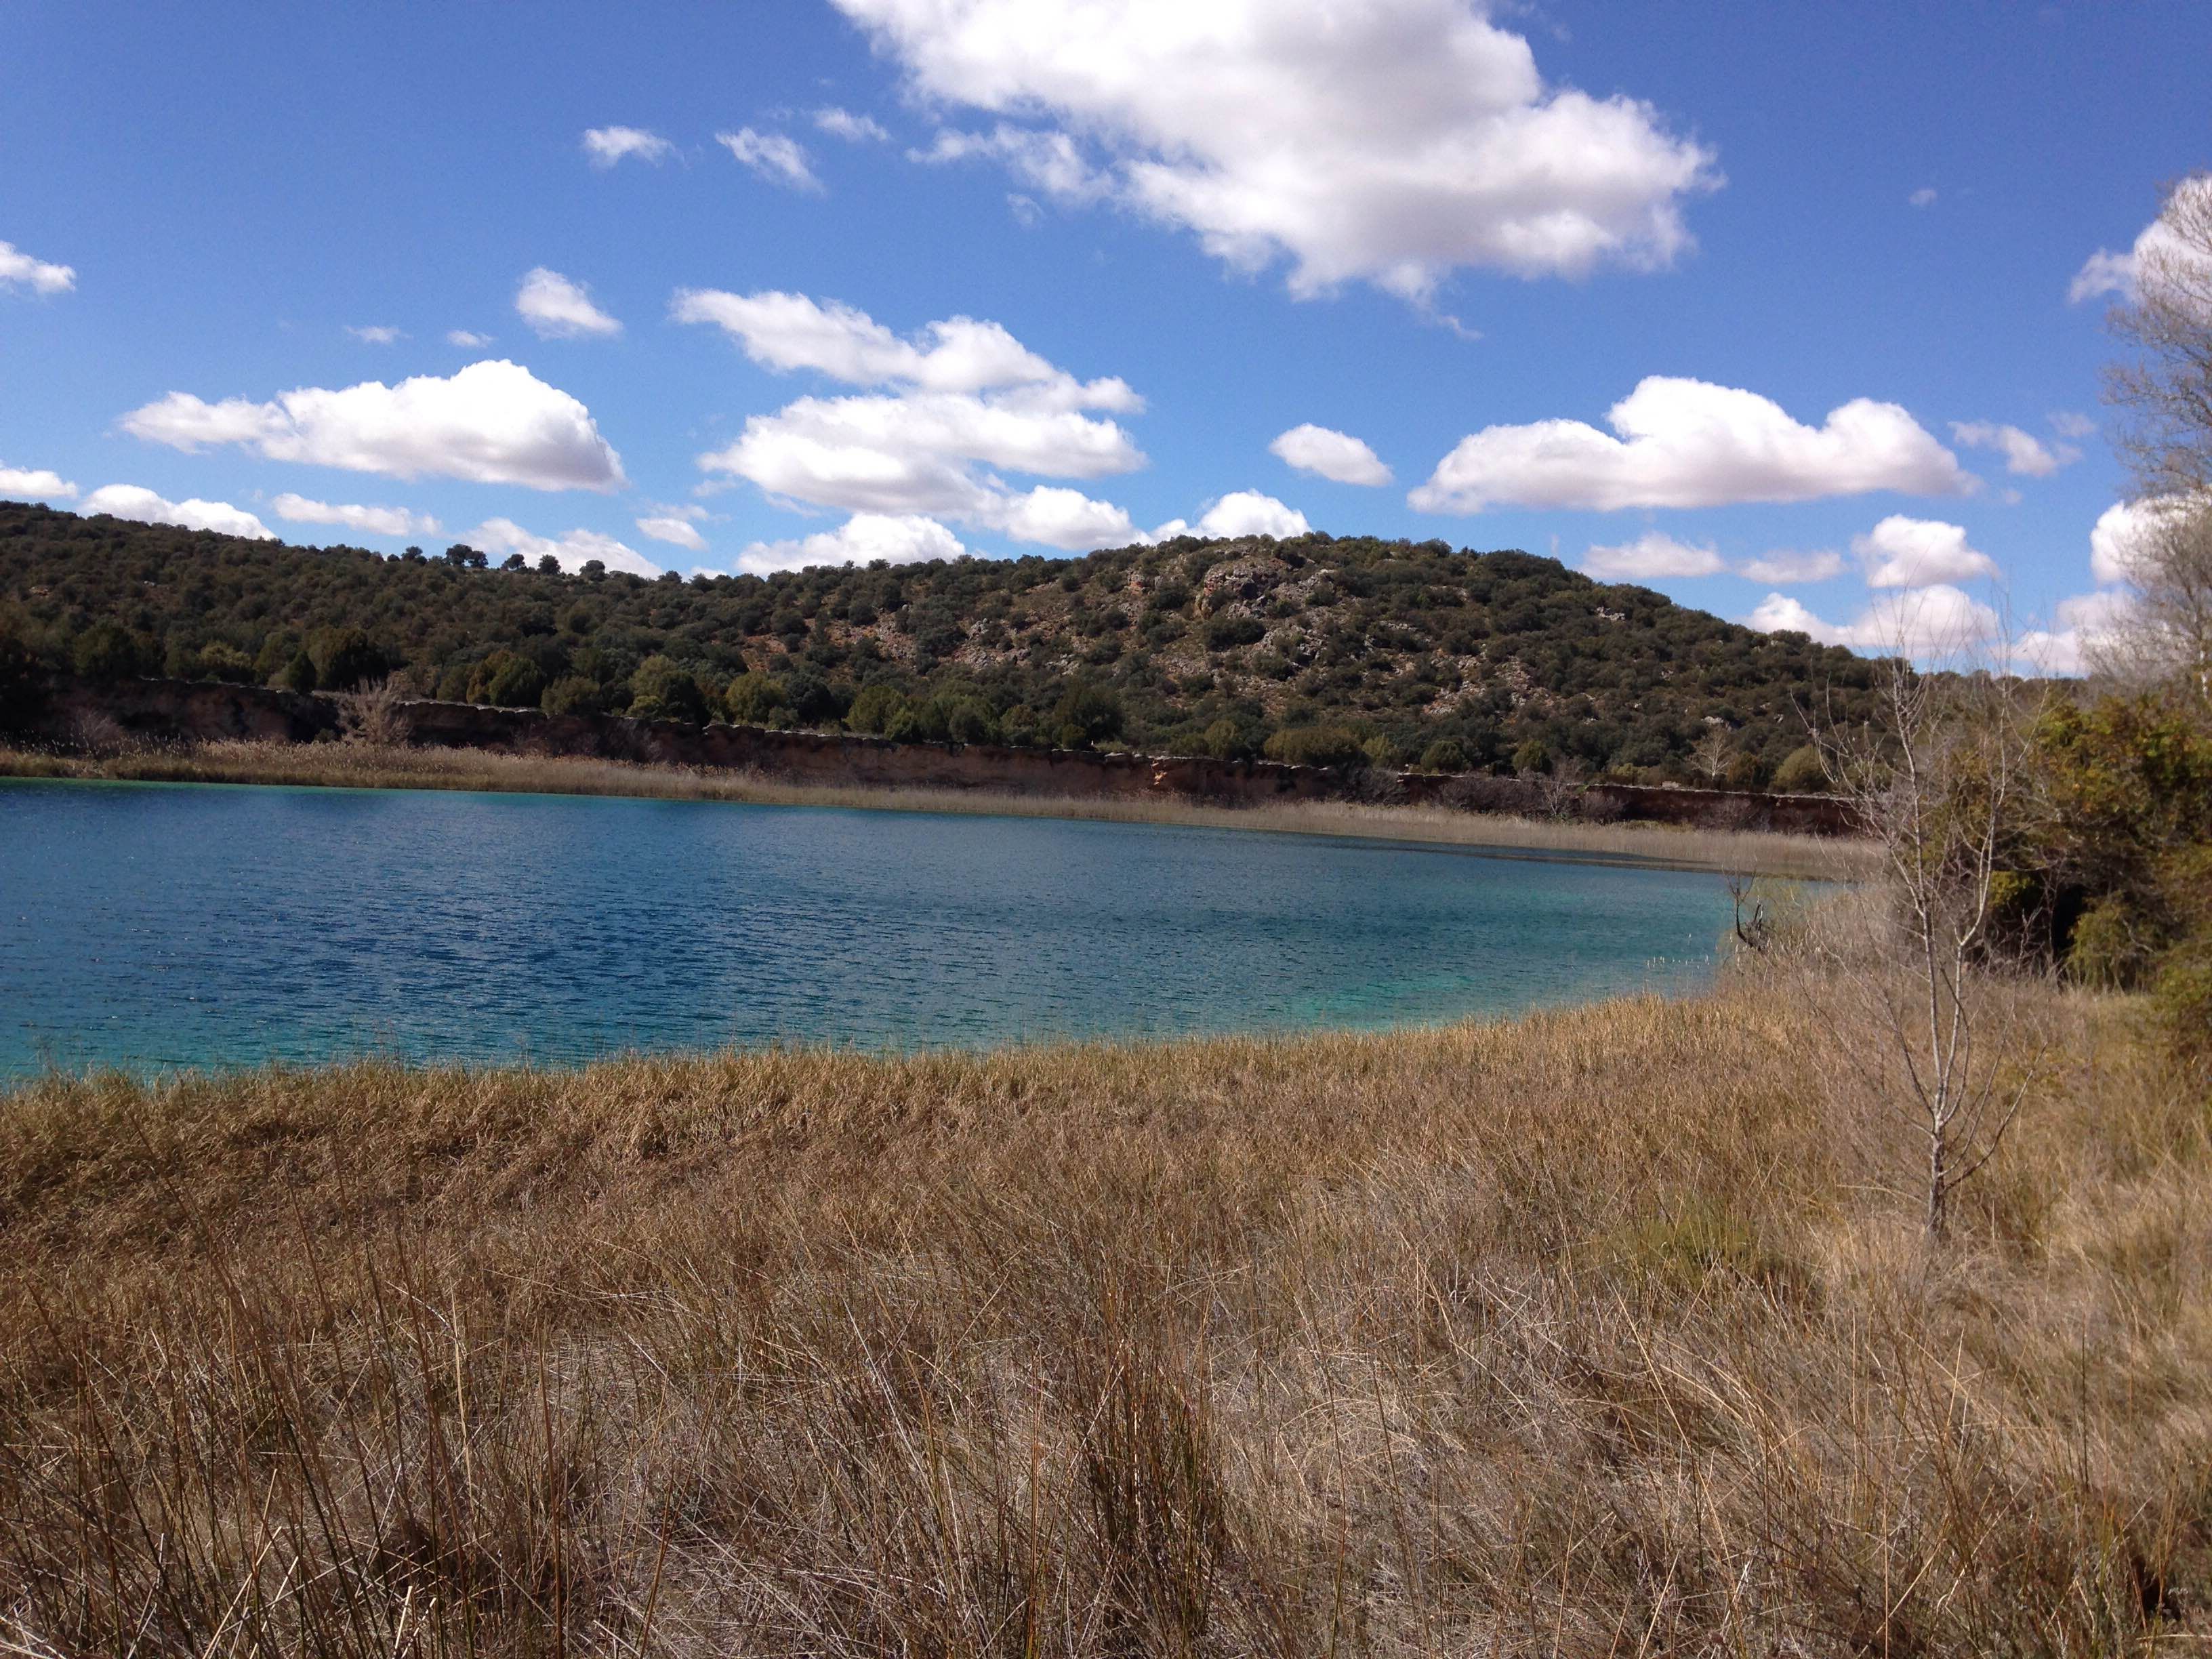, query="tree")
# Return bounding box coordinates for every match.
[1810,654,2047,1242]
[1689,724,1735,784]
[724,672,790,726]
[2089,496,2212,705]
[627,655,707,724]
[72,621,148,683]
[2106,174,2212,499]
